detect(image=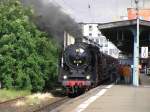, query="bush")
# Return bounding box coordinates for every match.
[0,0,59,92]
